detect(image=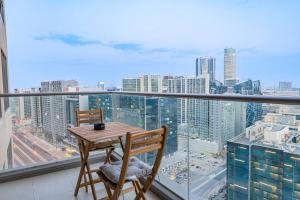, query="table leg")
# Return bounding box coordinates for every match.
[83,142,98,200]
[74,139,87,196]
[78,141,88,192]
[74,140,98,200]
